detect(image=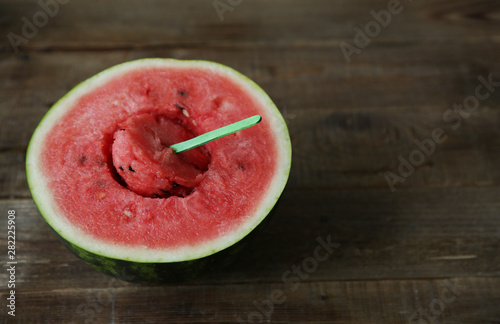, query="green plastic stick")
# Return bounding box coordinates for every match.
[170,115,262,153]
